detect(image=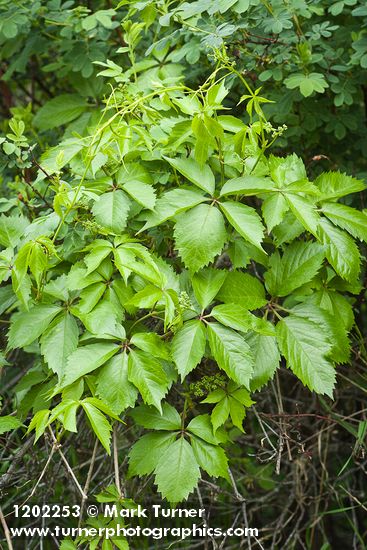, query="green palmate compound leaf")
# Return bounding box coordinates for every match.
[127,349,169,412]
[220,176,274,196]
[163,156,215,194]
[92,190,131,234]
[128,432,177,477]
[192,268,227,309]
[129,403,181,430]
[140,188,207,231]
[244,333,280,391]
[80,401,113,454]
[190,436,229,479]
[264,241,325,297]
[8,304,63,349]
[171,320,206,379]
[203,382,254,433]
[60,343,119,388]
[276,315,336,397]
[318,218,361,282]
[96,352,138,414]
[154,437,201,502]
[208,385,254,433]
[284,72,328,97]
[40,313,79,378]
[174,204,227,272]
[220,201,265,251]
[0,415,23,435]
[216,270,267,310]
[321,203,367,242]
[207,322,254,388]
[315,172,365,200]
[33,94,88,131]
